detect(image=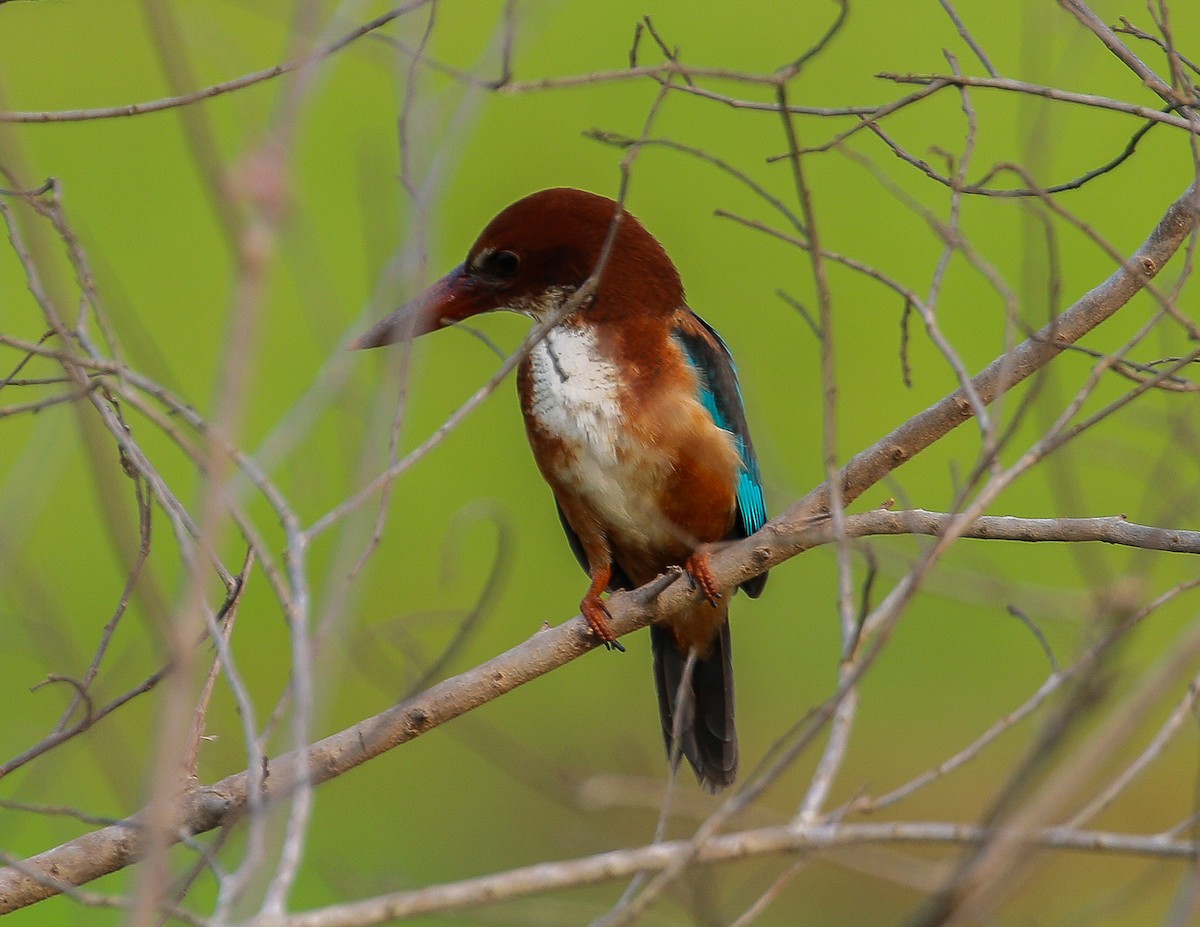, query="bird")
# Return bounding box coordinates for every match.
[354,188,767,792]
